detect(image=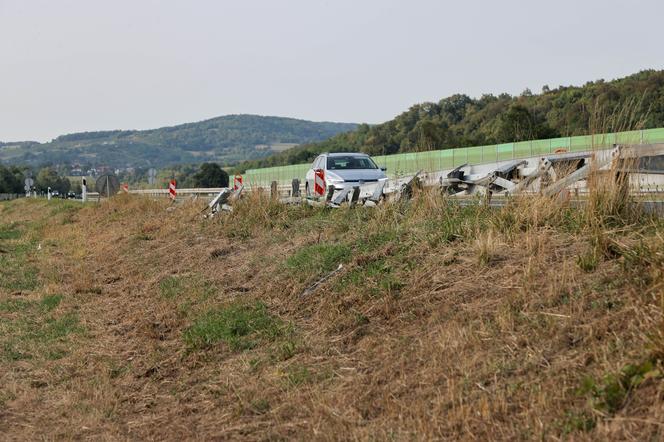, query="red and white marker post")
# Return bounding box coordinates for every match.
[168,179,177,200]
[314,168,326,197]
[121,183,129,193]
[233,174,243,190]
